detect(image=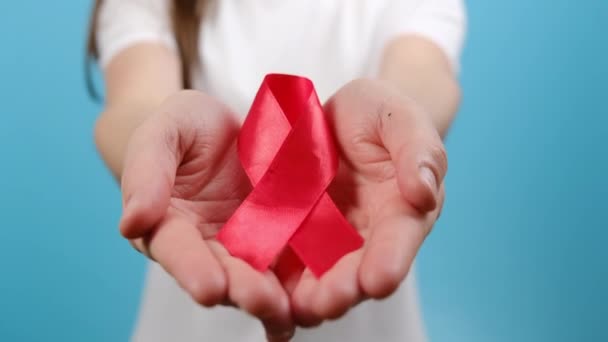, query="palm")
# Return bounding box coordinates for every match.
[289,79,445,326]
[169,142,249,240]
[330,125,440,244]
[120,91,294,338]
[121,84,447,335]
